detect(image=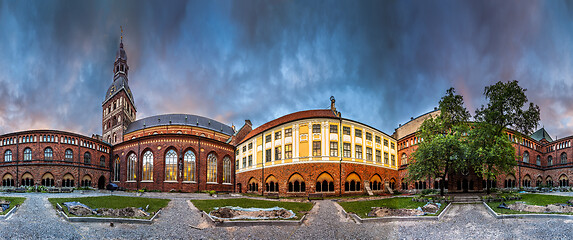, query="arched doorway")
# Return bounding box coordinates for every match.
[98,176,106,189]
